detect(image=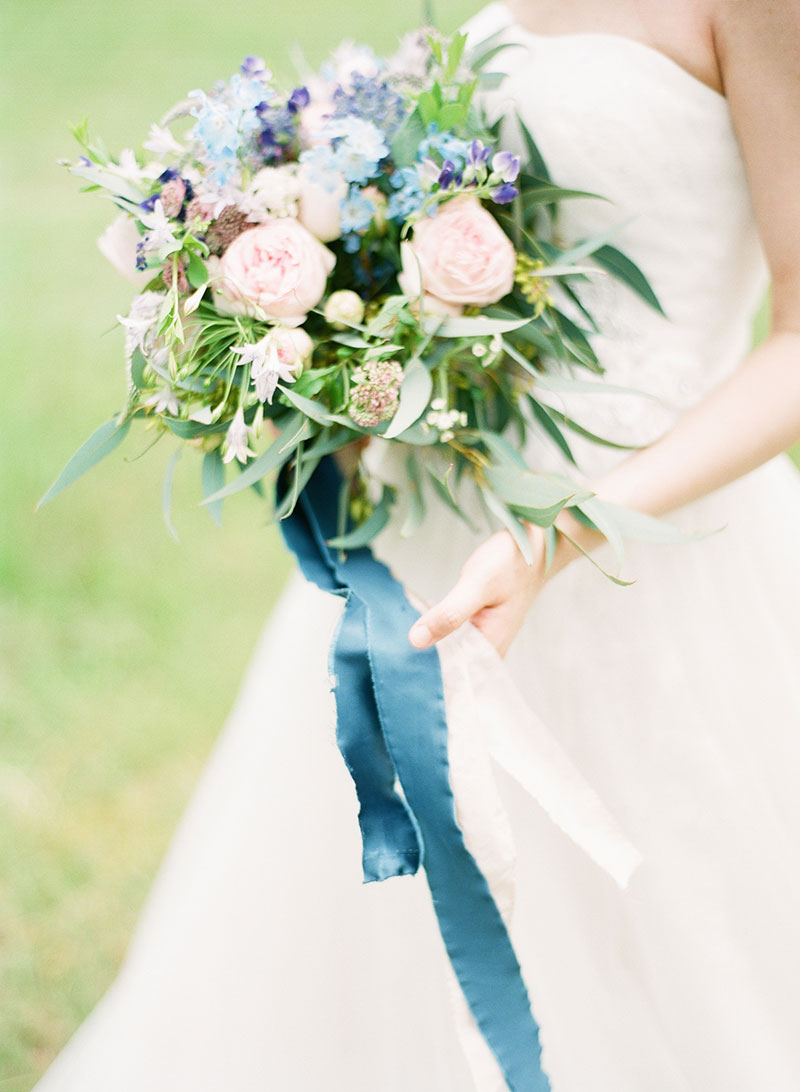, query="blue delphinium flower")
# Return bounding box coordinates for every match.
[418,123,471,171]
[299,117,389,187]
[332,73,407,138]
[386,165,426,221]
[340,186,376,234]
